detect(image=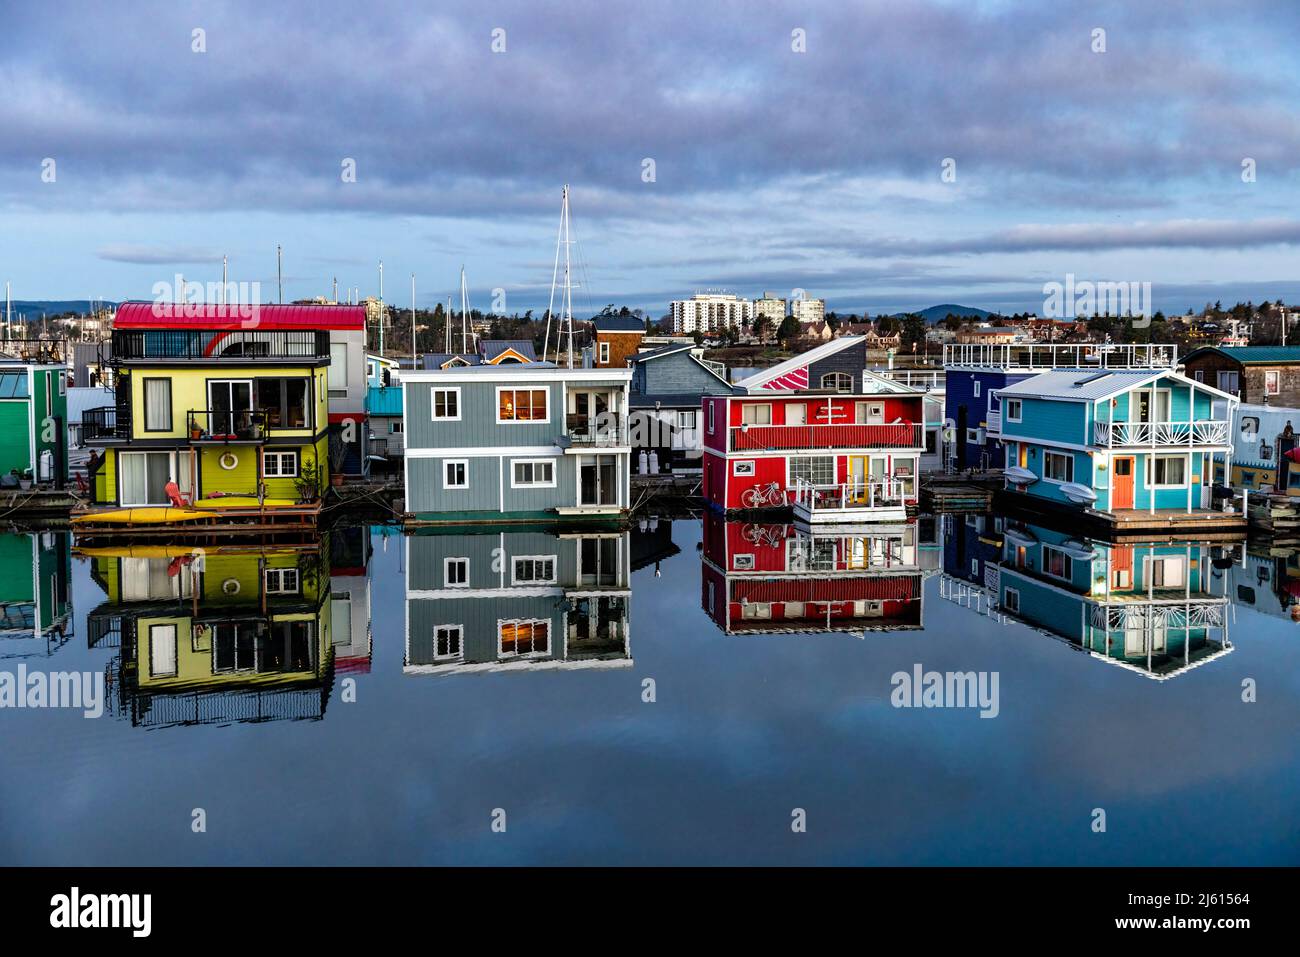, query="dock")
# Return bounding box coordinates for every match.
[920,472,1001,512]
[993,490,1247,543]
